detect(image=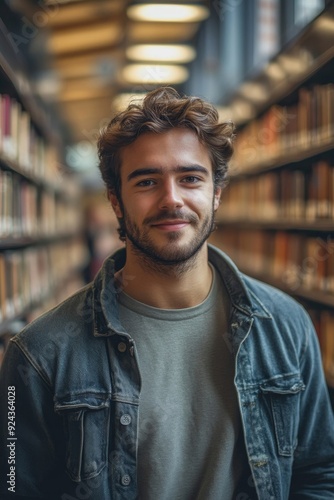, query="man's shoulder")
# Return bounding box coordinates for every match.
[7,282,112,395]
[242,273,306,315]
[209,244,310,325]
[14,283,94,348]
[240,273,314,353]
